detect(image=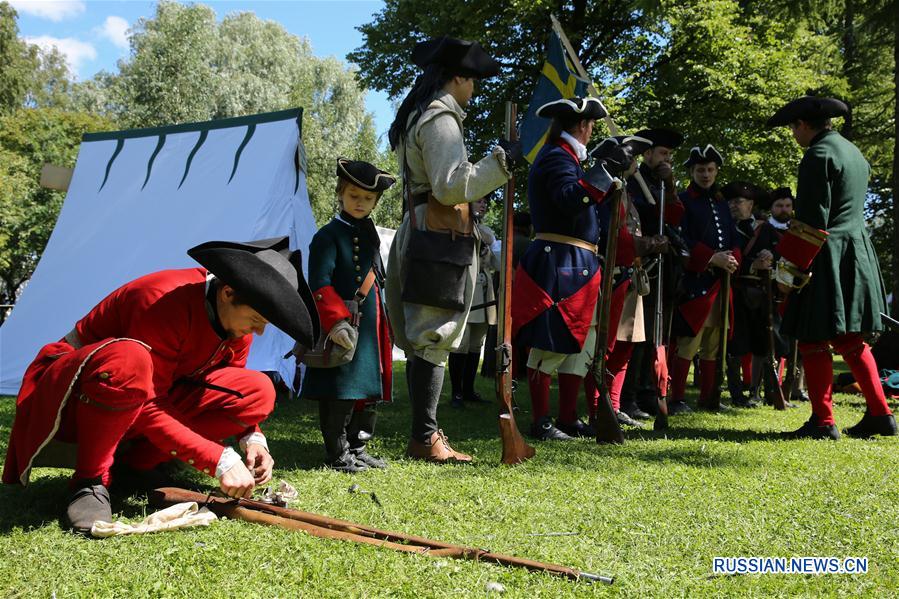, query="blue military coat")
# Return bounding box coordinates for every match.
[674,182,742,337]
[512,140,604,355]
